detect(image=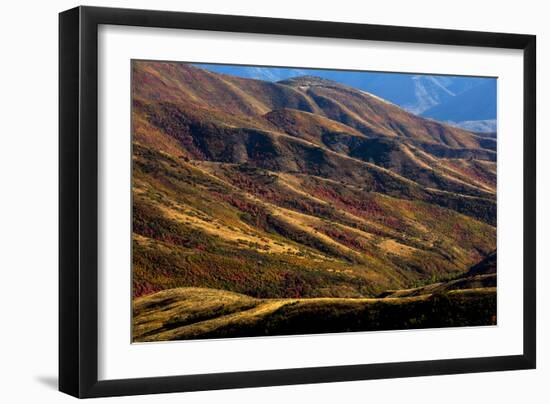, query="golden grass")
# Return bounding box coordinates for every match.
[158,197,300,255]
[133,287,410,342]
[133,285,496,342]
[407,145,496,193]
[382,274,496,298]
[378,239,418,257]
